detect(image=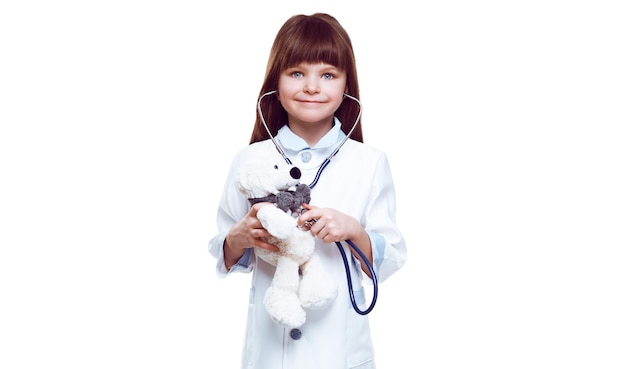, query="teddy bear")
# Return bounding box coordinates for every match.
[238,157,338,328]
